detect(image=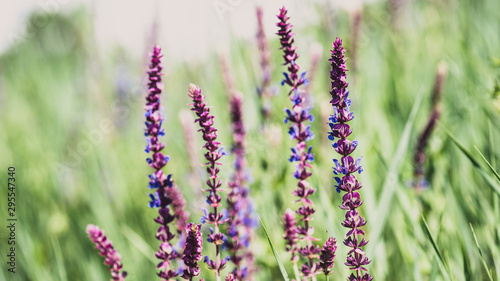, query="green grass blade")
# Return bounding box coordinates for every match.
[461,241,472,281]
[121,225,157,265]
[417,204,452,281]
[474,145,500,183]
[369,92,423,249]
[260,220,290,281]
[441,124,500,196]
[469,223,494,281]
[51,236,67,281]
